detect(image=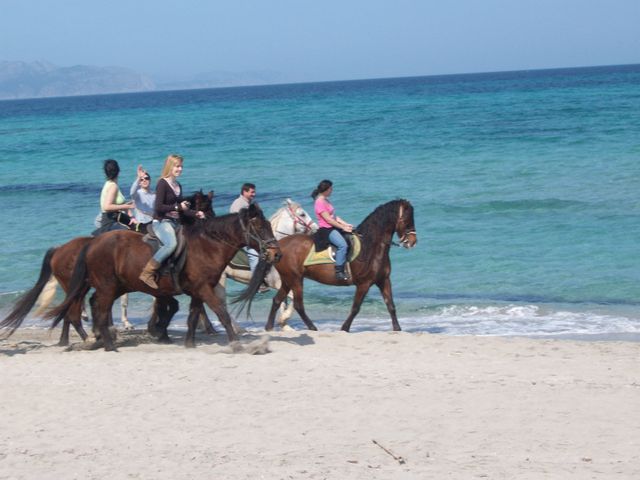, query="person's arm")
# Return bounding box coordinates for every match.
[320,211,353,232]
[102,183,133,212]
[130,178,140,198]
